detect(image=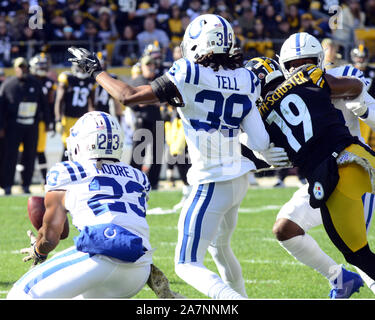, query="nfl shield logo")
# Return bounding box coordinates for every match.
[313,182,324,200]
